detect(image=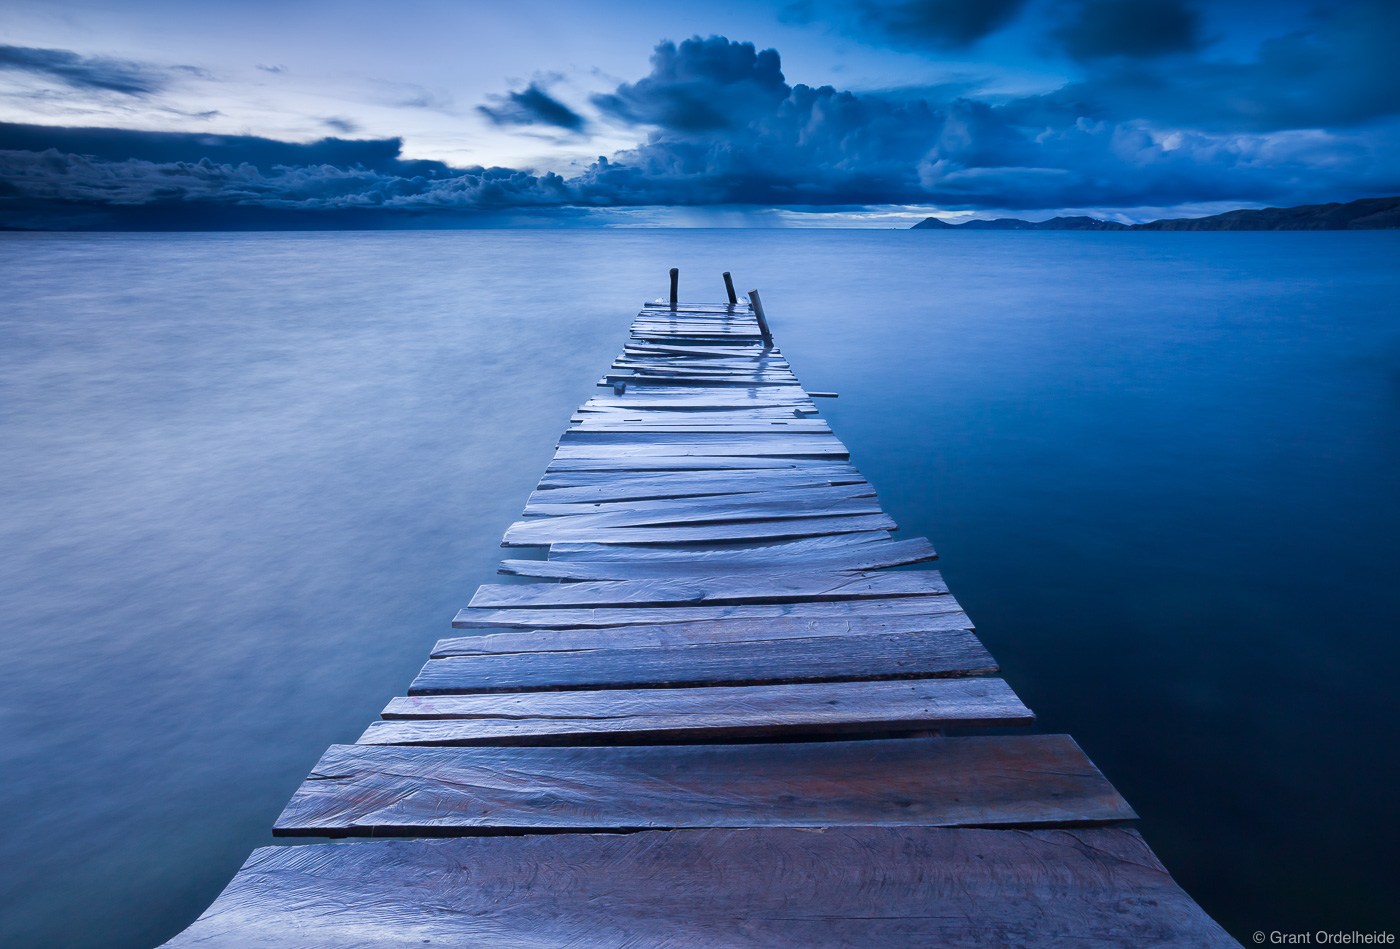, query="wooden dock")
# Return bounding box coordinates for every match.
[162,281,1240,948]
